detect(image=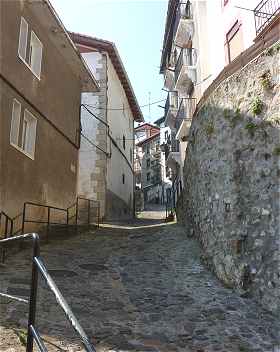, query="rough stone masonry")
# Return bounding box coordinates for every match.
[178,42,280,315]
